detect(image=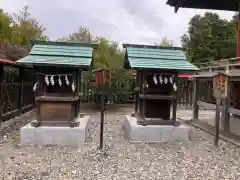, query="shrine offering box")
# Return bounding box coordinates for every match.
[35,96,80,127]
